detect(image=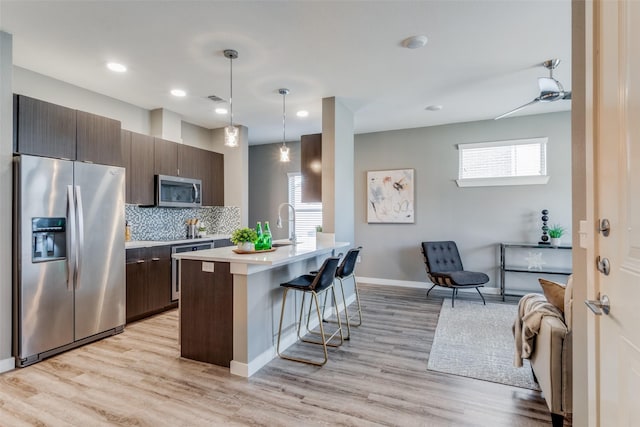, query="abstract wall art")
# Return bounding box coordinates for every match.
[367,169,415,223]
